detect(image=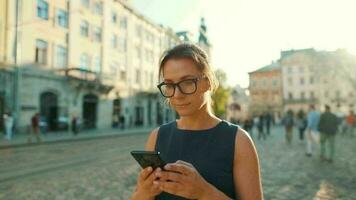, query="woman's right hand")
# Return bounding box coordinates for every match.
[132,167,162,200]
